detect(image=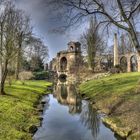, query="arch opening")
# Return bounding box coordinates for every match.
[130,55,138,72]
[59,74,67,82]
[70,46,74,51]
[120,56,127,72]
[60,57,67,71]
